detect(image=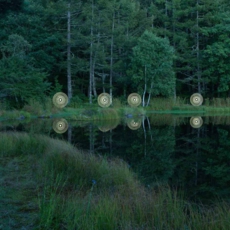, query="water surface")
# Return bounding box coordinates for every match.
[1,113,230,203]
